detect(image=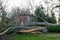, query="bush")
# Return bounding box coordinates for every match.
[47,25,60,33]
